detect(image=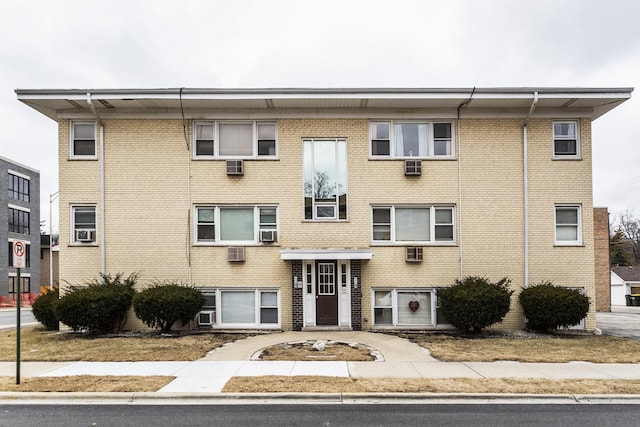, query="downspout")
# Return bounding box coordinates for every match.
[456,87,475,279]
[87,93,106,275]
[522,92,538,288]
